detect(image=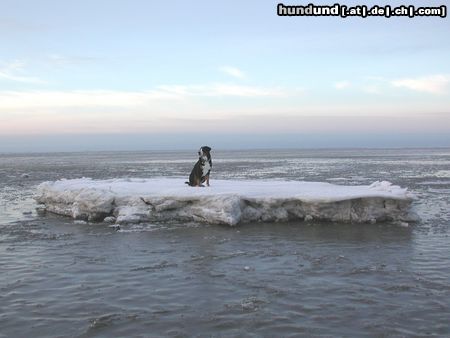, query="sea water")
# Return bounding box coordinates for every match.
[0,148,449,336]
